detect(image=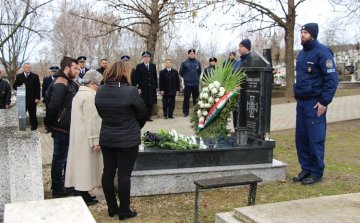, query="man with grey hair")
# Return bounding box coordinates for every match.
[81,69,103,85]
